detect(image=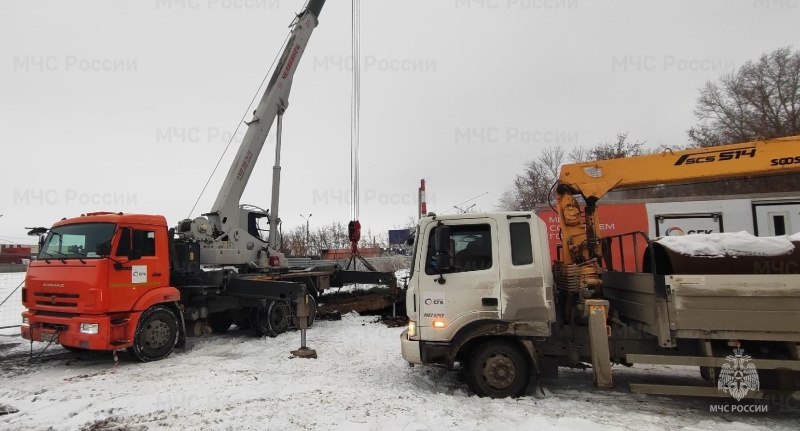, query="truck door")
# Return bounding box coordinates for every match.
[417,219,500,341]
[107,226,167,312]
